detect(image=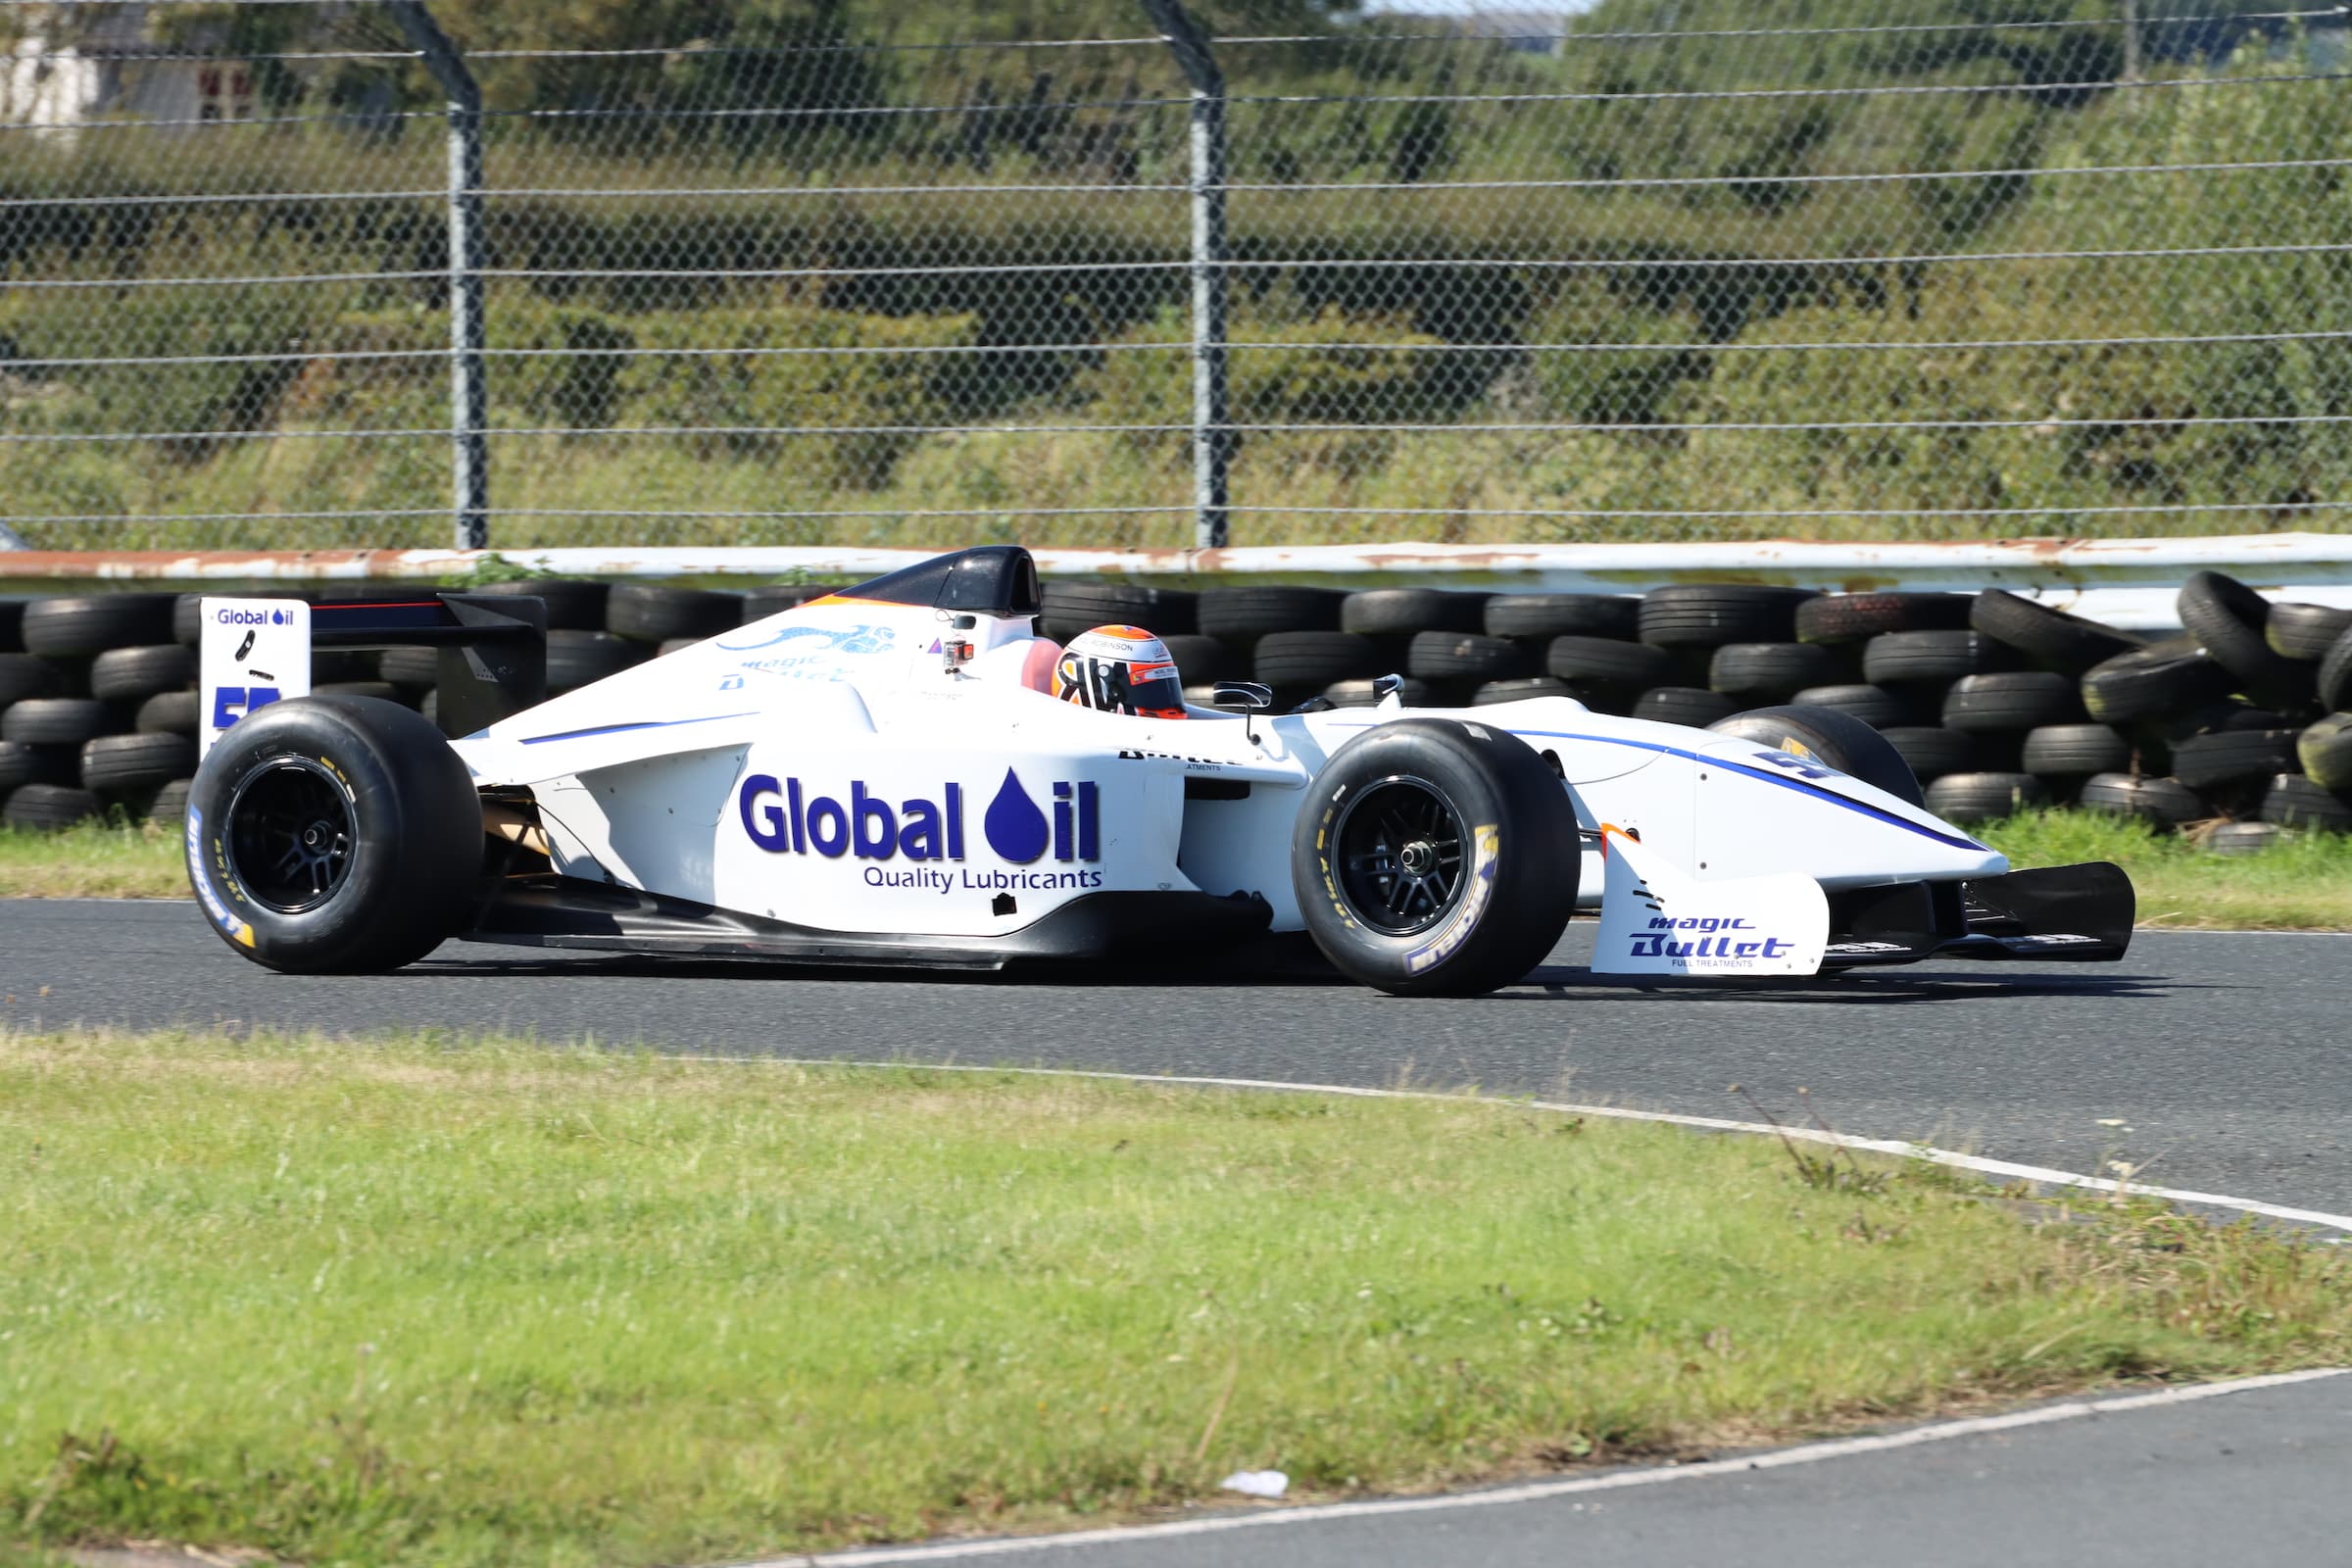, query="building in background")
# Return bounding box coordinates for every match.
[5,2,270,138]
